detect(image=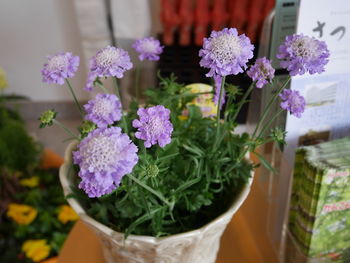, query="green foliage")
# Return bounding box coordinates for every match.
[0,107,41,172]
[0,169,75,263]
[71,75,254,238]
